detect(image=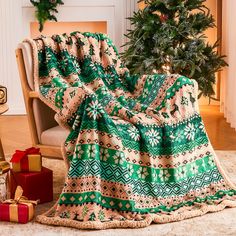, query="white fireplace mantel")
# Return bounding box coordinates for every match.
[0,0,138,115]
[22,0,129,51]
